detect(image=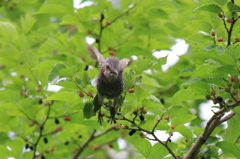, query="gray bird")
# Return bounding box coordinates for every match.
[87,46,131,106]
